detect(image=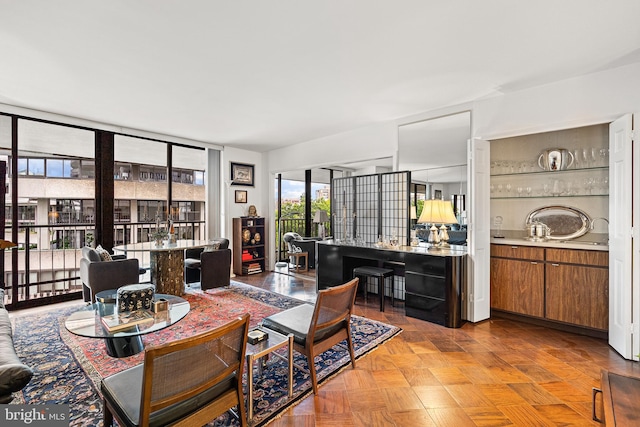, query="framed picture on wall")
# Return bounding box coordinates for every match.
[235,190,248,203]
[230,162,254,186]
[434,189,442,199]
